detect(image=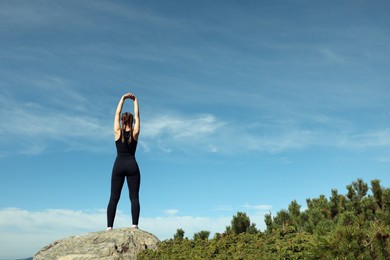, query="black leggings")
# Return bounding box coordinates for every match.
[107,156,140,227]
